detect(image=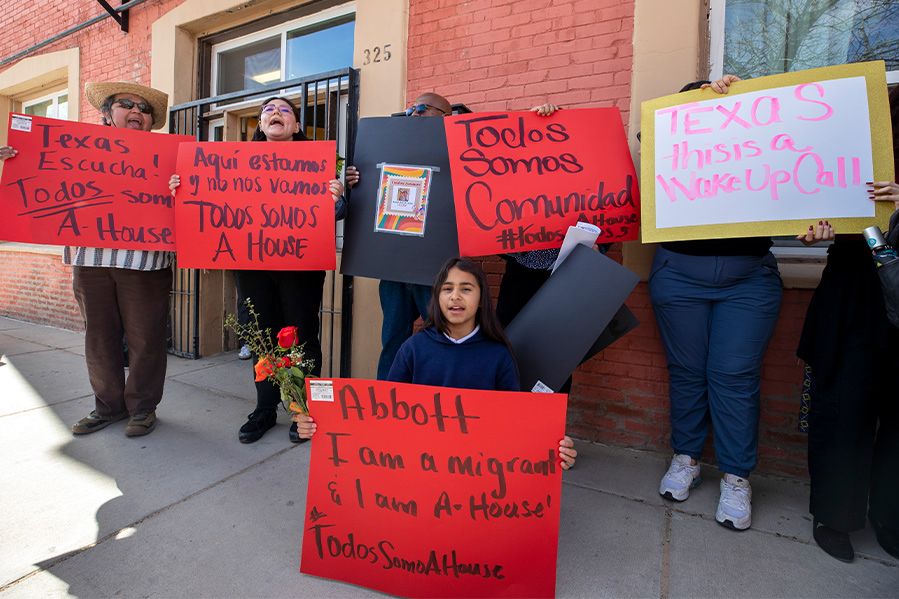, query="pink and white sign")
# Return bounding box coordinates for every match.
[652,76,874,229]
